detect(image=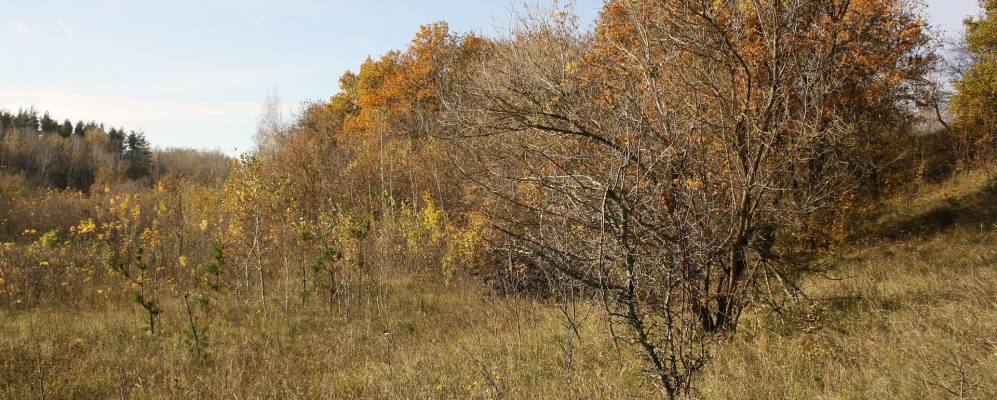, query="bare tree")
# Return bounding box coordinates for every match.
[255,92,287,159]
[441,1,931,397]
